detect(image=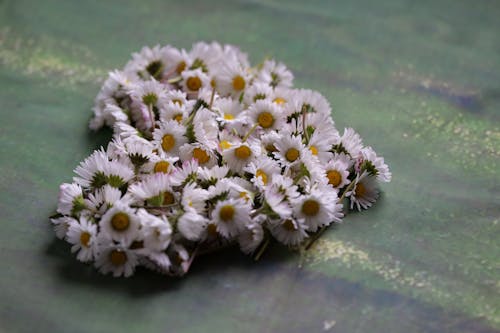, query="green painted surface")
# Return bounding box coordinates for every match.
[1,0,499,332]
